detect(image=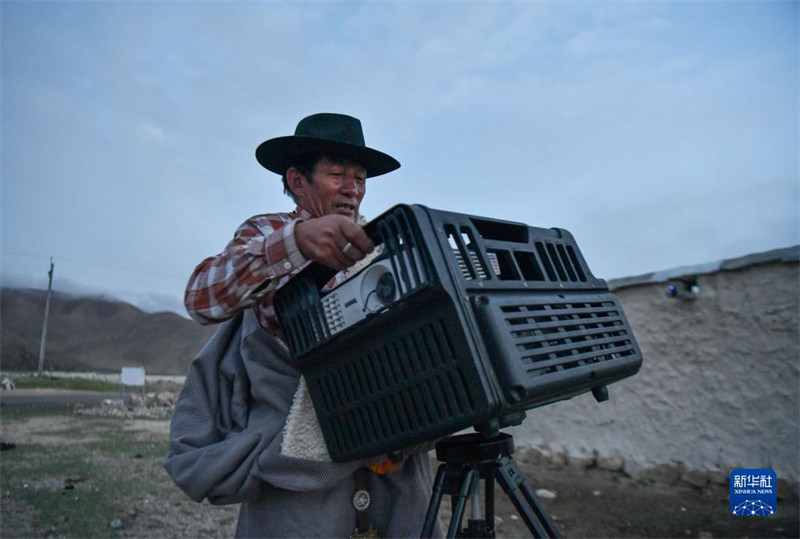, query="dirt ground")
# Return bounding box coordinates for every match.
[1,390,798,539]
